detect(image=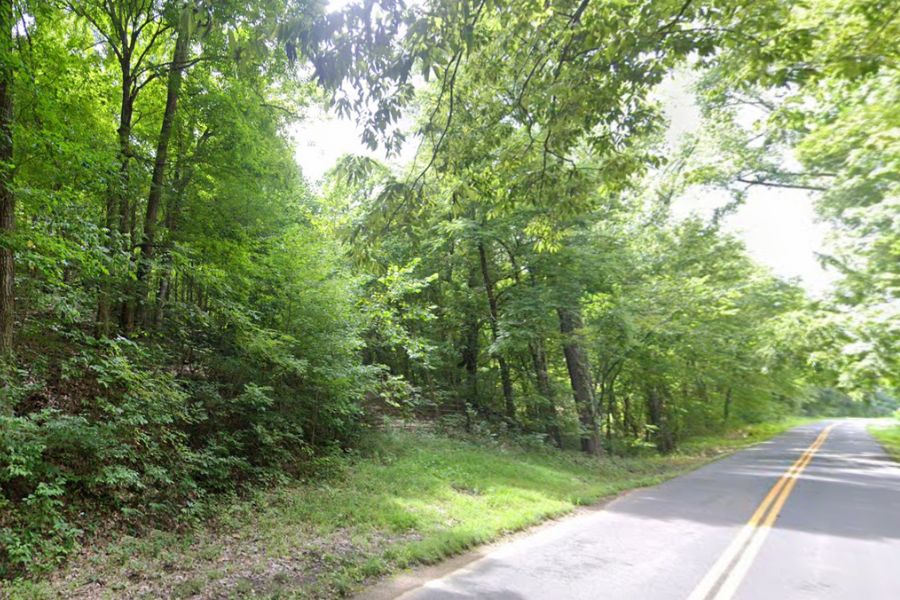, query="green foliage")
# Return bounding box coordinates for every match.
[805,388,899,418]
[869,421,900,463]
[1,0,894,585]
[3,423,805,597]
[1,0,368,578]
[696,0,899,397]
[2,337,205,575]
